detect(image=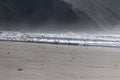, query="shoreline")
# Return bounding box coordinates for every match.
[0,40,120,49]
